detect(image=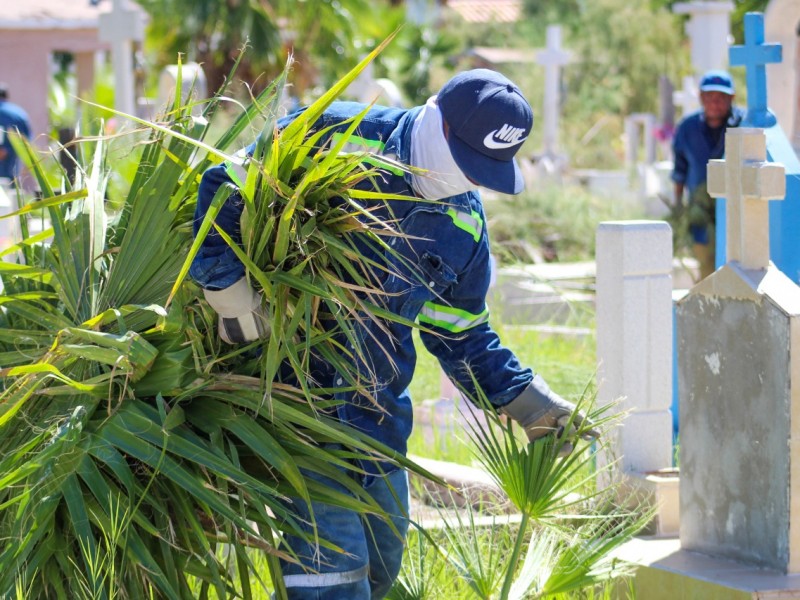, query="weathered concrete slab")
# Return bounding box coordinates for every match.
[677,262,800,573]
[614,536,800,599]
